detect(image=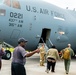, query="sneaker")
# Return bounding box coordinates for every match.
[51,70,55,73]
[45,69,49,73]
[45,70,47,72]
[66,72,68,74]
[66,71,68,74]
